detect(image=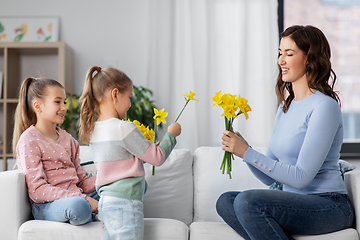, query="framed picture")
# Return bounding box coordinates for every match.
[0,17,60,42]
